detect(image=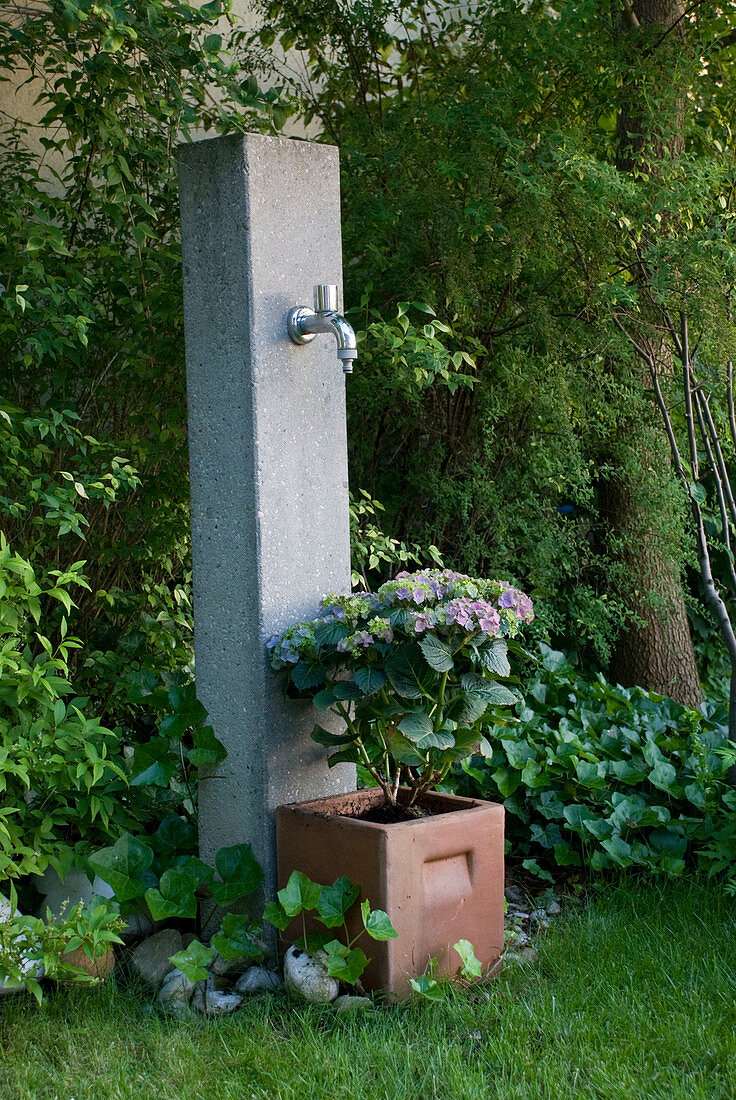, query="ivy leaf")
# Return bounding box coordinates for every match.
[129,738,177,787]
[169,939,215,984]
[418,634,454,672]
[277,870,321,917]
[317,876,359,927]
[187,724,227,768]
[648,761,678,793]
[87,834,154,902]
[212,843,264,906]
[179,856,215,889]
[144,867,199,921]
[263,899,291,931]
[409,975,443,1000]
[150,815,196,855]
[212,914,266,960]
[361,901,398,941]
[601,834,633,866]
[323,940,370,983]
[453,939,482,979]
